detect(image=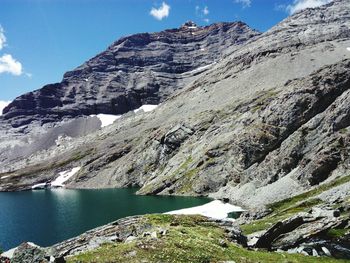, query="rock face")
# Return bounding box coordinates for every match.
[1,21,259,128]
[251,206,350,258]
